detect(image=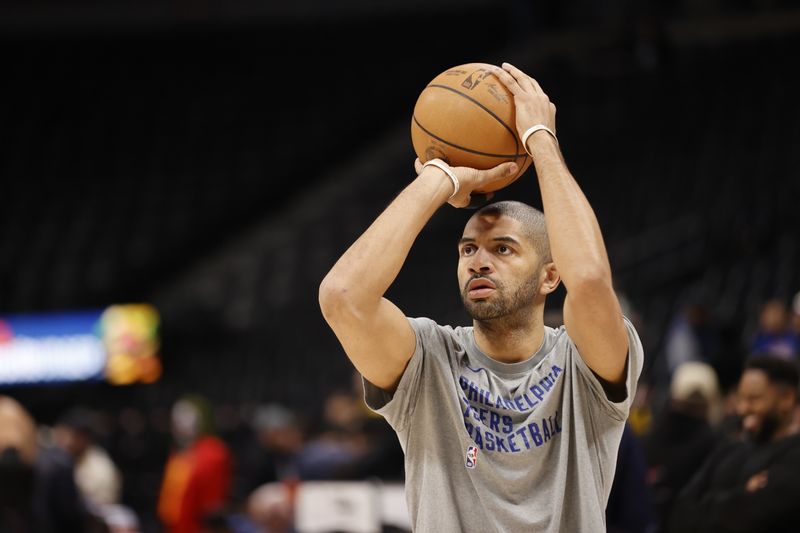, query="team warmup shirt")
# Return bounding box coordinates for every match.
[363,316,644,532]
